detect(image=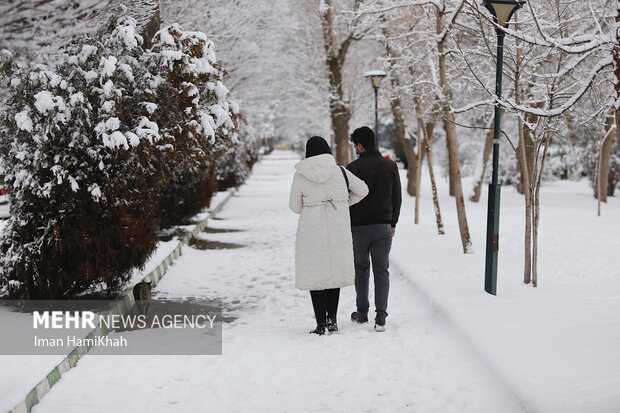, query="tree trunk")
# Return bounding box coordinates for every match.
[531,133,552,288]
[422,119,444,234]
[331,102,351,165]
[596,113,615,203]
[140,1,161,49]
[441,110,471,253]
[514,36,532,285]
[426,123,435,151]
[530,45,564,287]
[320,2,354,165]
[519,117,533,285]
[470,118,495,202]
[437,19,471,253]
[516,130,533,193]
[414,121,426,224]
[384,29,417,195]
[517,106,539,194]
[391,84,417,196]
[515,93,534,284]
[446,137,455,196]
[327,58,352,165]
